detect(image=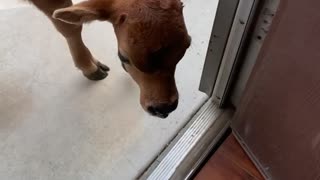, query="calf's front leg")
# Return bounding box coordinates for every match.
[30,0,109,80]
